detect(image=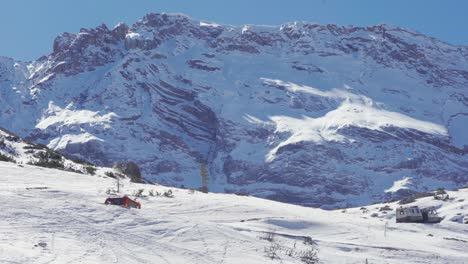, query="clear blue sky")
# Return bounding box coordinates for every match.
[1,0,467,61]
